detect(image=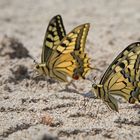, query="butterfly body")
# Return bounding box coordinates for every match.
[35,15,91,82]
[92,42,140,111]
